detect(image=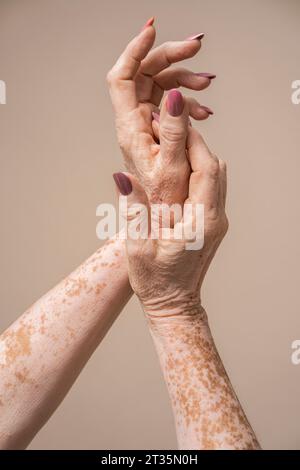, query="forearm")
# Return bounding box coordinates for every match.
[146,307,260,450]
[0,236,132,449]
